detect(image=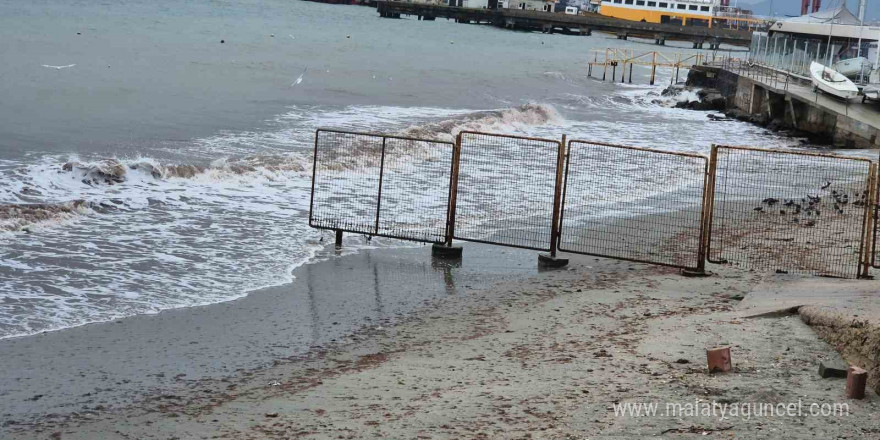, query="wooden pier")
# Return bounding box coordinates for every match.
[588,49,708,85]
[376,1,753,47]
